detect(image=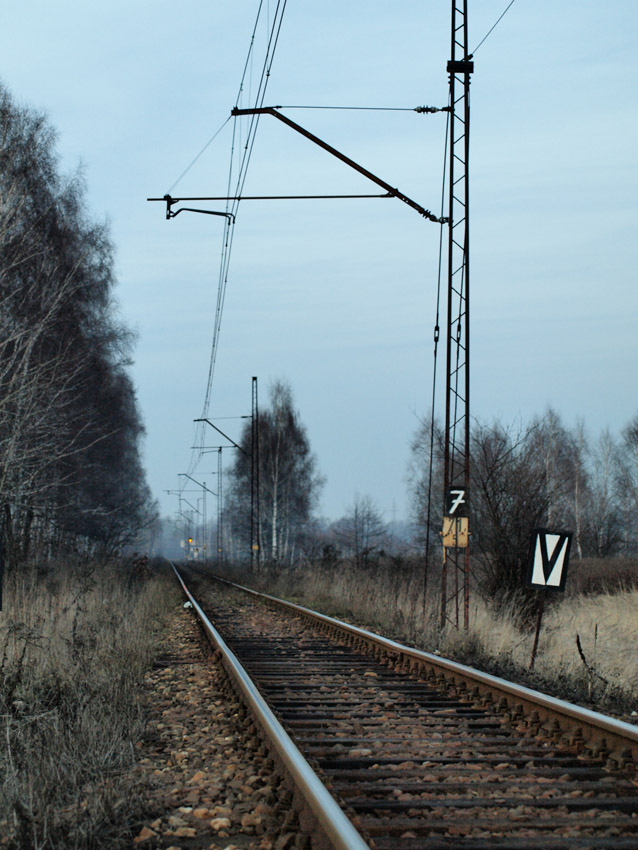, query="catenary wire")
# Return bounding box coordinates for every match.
[188,0,289,475]
[472,0,518,54]
[423,102,450,617]
[168,0,267,200]
[166,0,267,199]
[171,3,272,487]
